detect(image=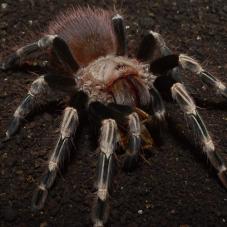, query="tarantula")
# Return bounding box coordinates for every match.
[1,7,227,227]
